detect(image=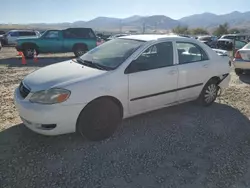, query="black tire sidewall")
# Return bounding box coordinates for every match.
[74,46,87,57]
[235,69,243,76]
[77,99,121,141]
